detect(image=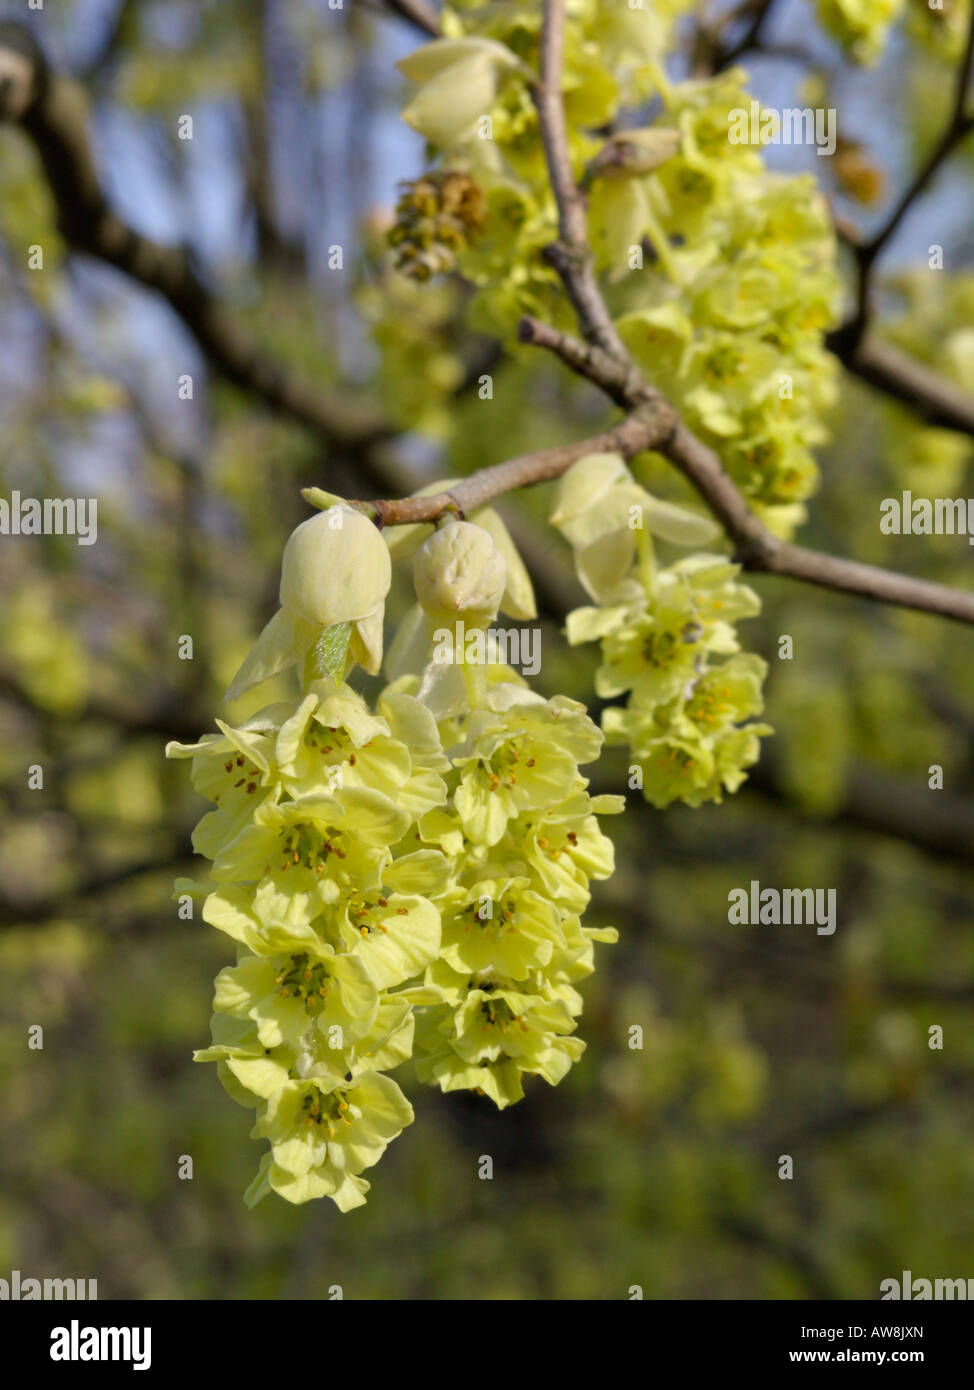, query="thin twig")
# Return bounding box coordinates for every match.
[380,0,439,39]
[842,5,974,349]
[355,414,661,524]
[713,0,776,71]
[516,317,974,625]
[529,0,628,356]
[0,22,394,454]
